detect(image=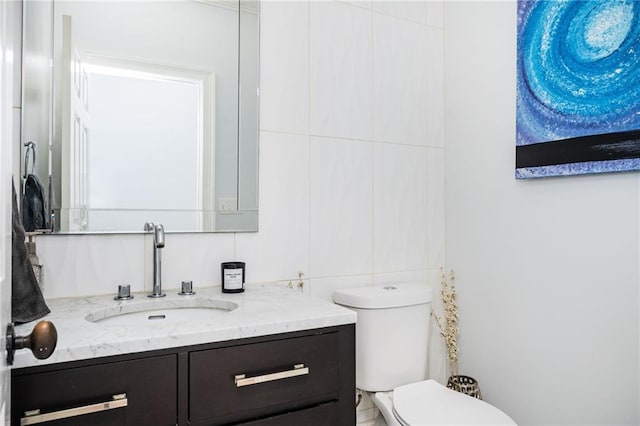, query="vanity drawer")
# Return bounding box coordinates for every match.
[237,402,338,425]
[12,355,177,426]
[189,331,339,425]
